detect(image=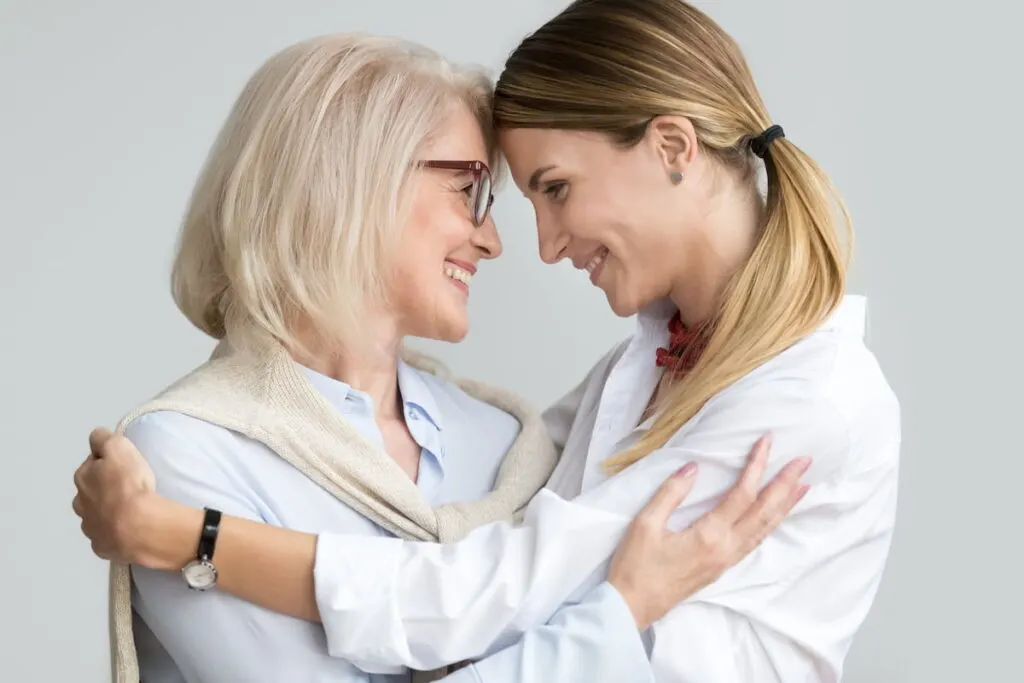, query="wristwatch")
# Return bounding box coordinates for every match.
[181,507,222,591]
